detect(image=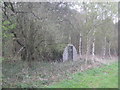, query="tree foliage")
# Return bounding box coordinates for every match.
[2,2,118,61]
